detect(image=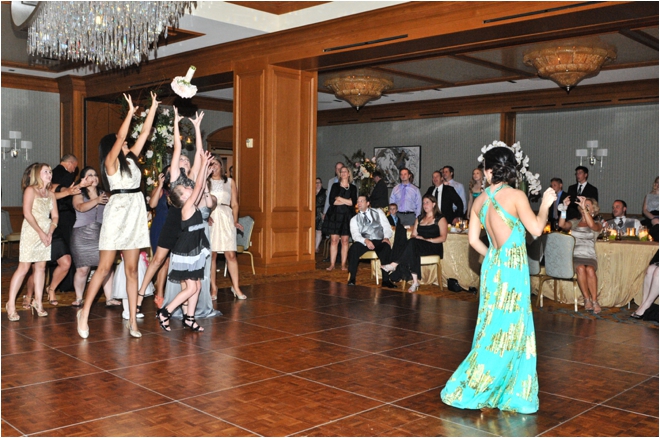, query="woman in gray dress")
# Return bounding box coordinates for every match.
[70,167,120,307]
[558,196,603,314]
[162,171,222,319]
